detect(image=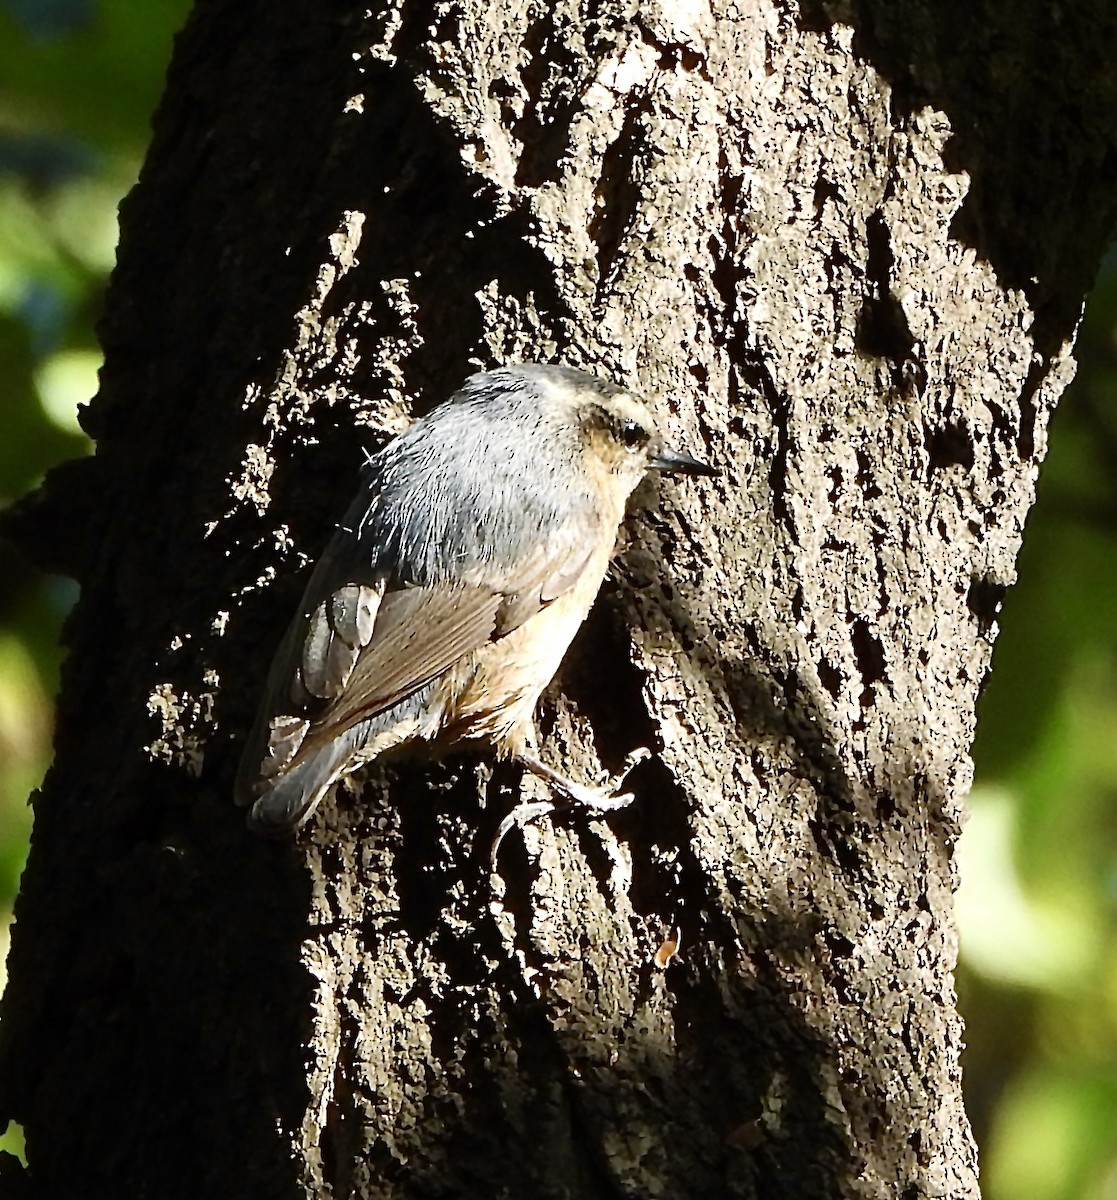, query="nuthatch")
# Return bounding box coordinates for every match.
[235,363,715,837]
